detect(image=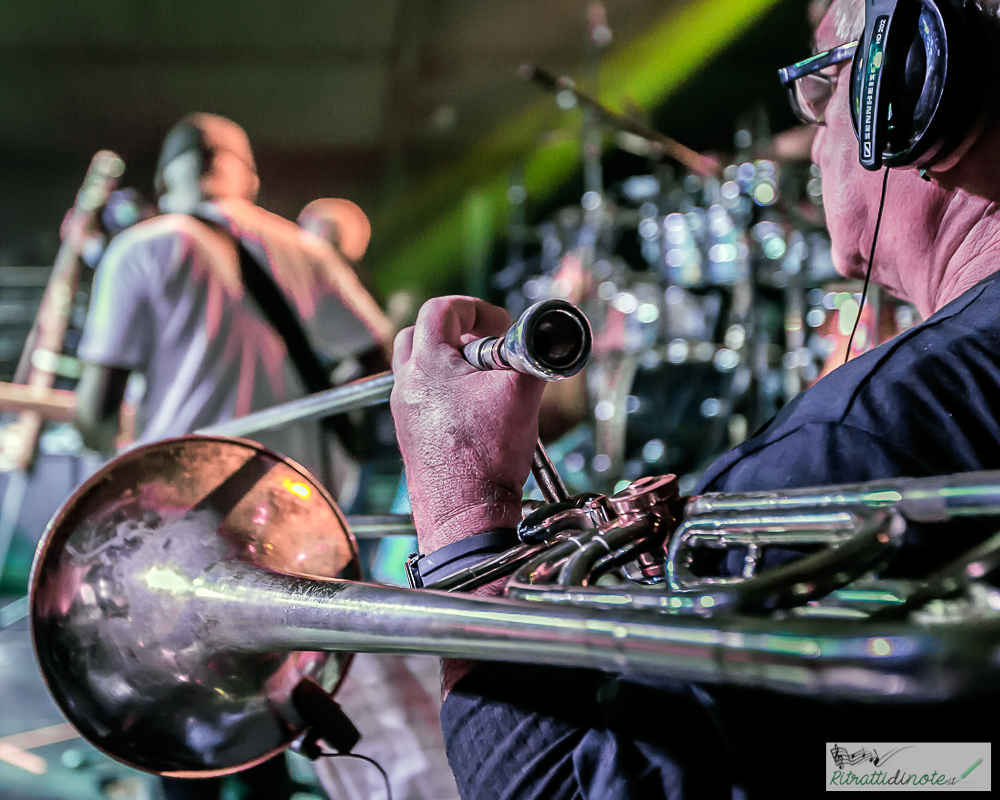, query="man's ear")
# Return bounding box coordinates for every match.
[246,171,261,203]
